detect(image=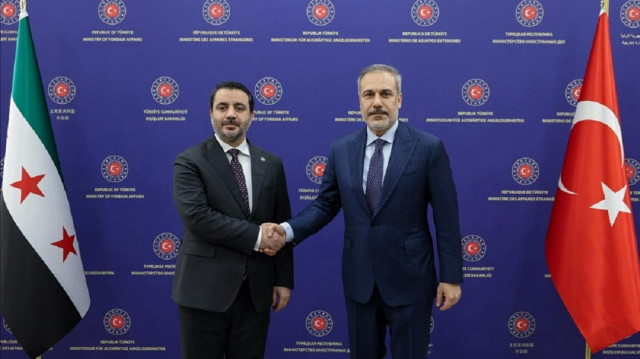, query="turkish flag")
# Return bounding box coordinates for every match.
[545,9,640,353]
